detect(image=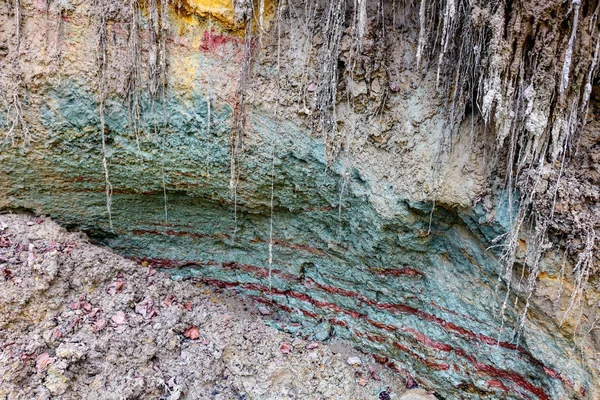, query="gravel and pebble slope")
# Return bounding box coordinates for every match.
[0,214,427,400]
